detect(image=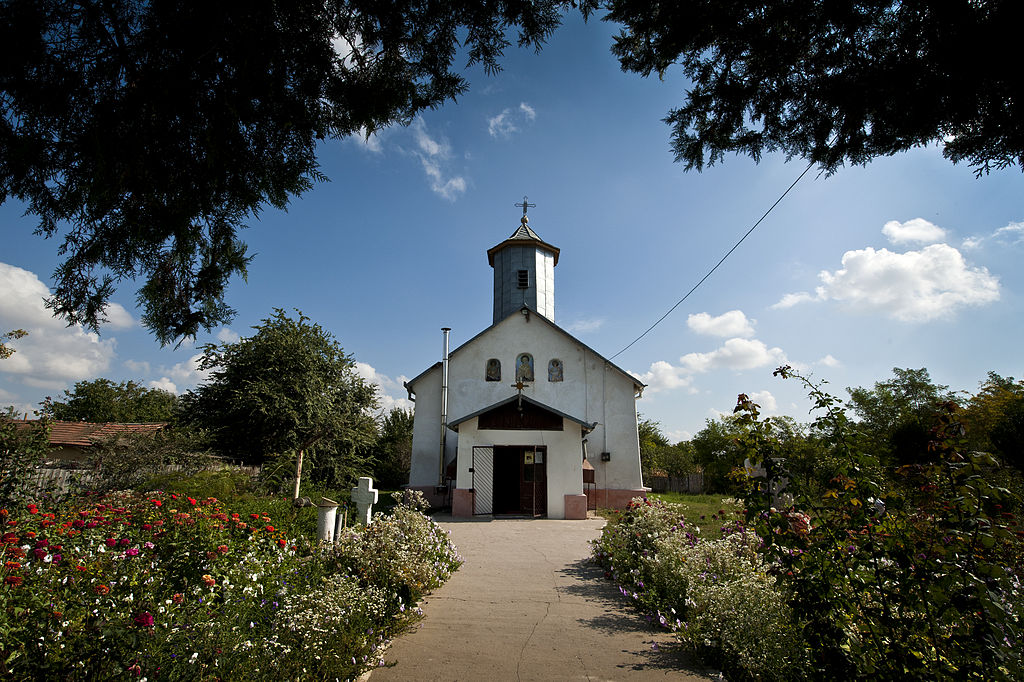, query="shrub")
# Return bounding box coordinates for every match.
[0,488,460,679]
